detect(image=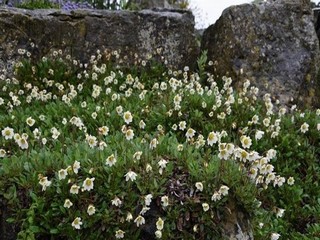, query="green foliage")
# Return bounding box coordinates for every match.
[16,0,59,9]
[0,49,319,239]
[196,50,208,83]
